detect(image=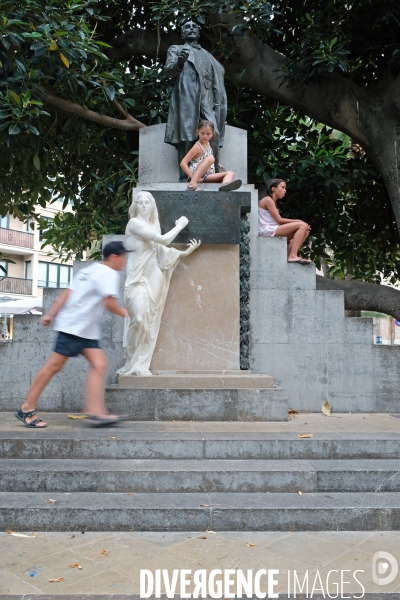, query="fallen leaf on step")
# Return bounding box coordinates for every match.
[107,436,116,440]
[298,433,313,438]
[6,530,36,538]
[101,549,109,556]
[246,542,255,547]
[71,534,75,538]
[207,530,216,534]
[66,414,87,419]
[321,400,331,417]
[69,563,82,569]
[298,491,305,495]
[45,499,57,504]
[288,409,299,415]
[172,420,176,423]
[127,492,134,495]
[49,577,64,582]
[199,536,207,539]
